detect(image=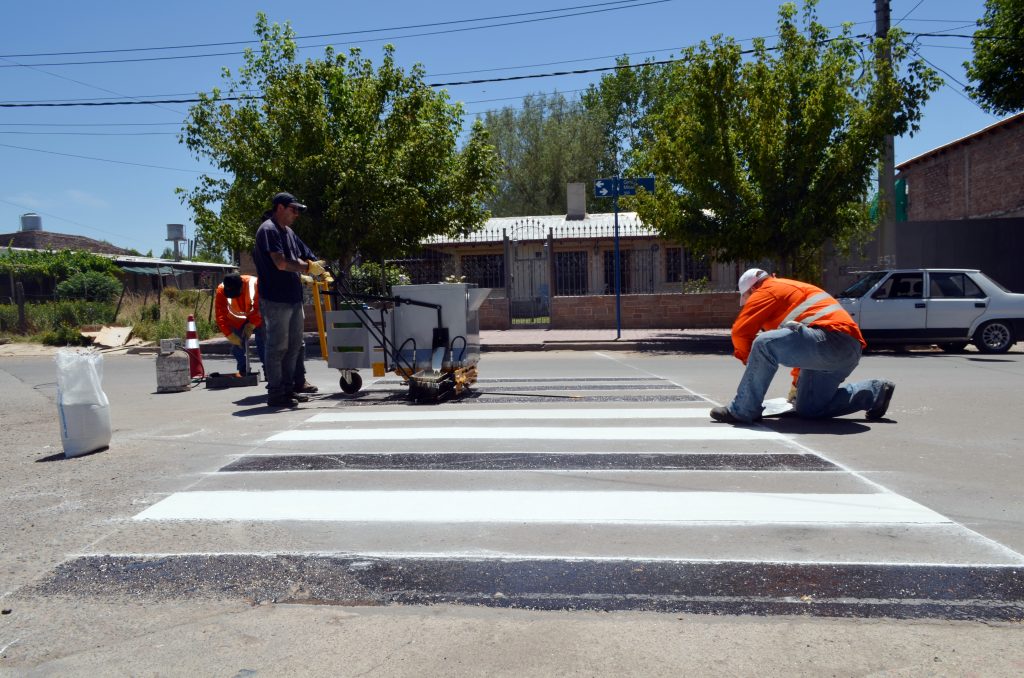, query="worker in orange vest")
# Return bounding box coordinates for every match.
[215,273,266,377]
[711,268,895,424]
